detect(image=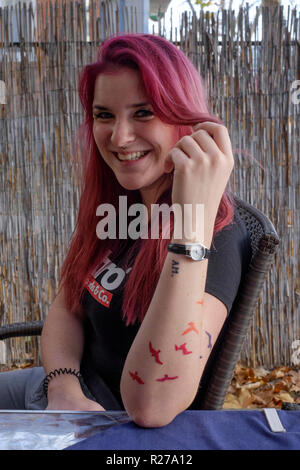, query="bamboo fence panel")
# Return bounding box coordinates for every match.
[0,1,299,369]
